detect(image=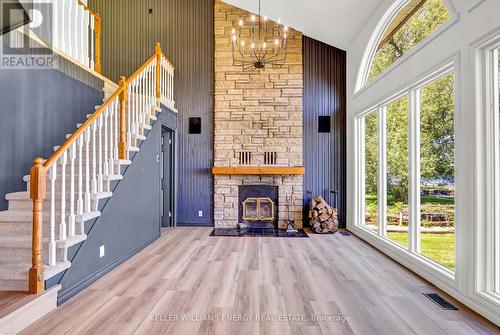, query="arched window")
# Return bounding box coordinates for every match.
[356,0,452,91]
